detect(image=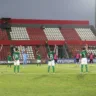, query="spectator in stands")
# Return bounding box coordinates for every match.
[89,52,94,64]
[0,44,3,51]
